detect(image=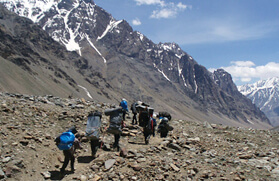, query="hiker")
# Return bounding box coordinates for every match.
[158,111,172,121]
[119,98,128,121]
[139,106,154,144]
[152,113,157,136]
[105,106,124,151]
[130,101,138,125]
[55,127,82,175]
[157,117,173,138]
[85,110,102,158]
